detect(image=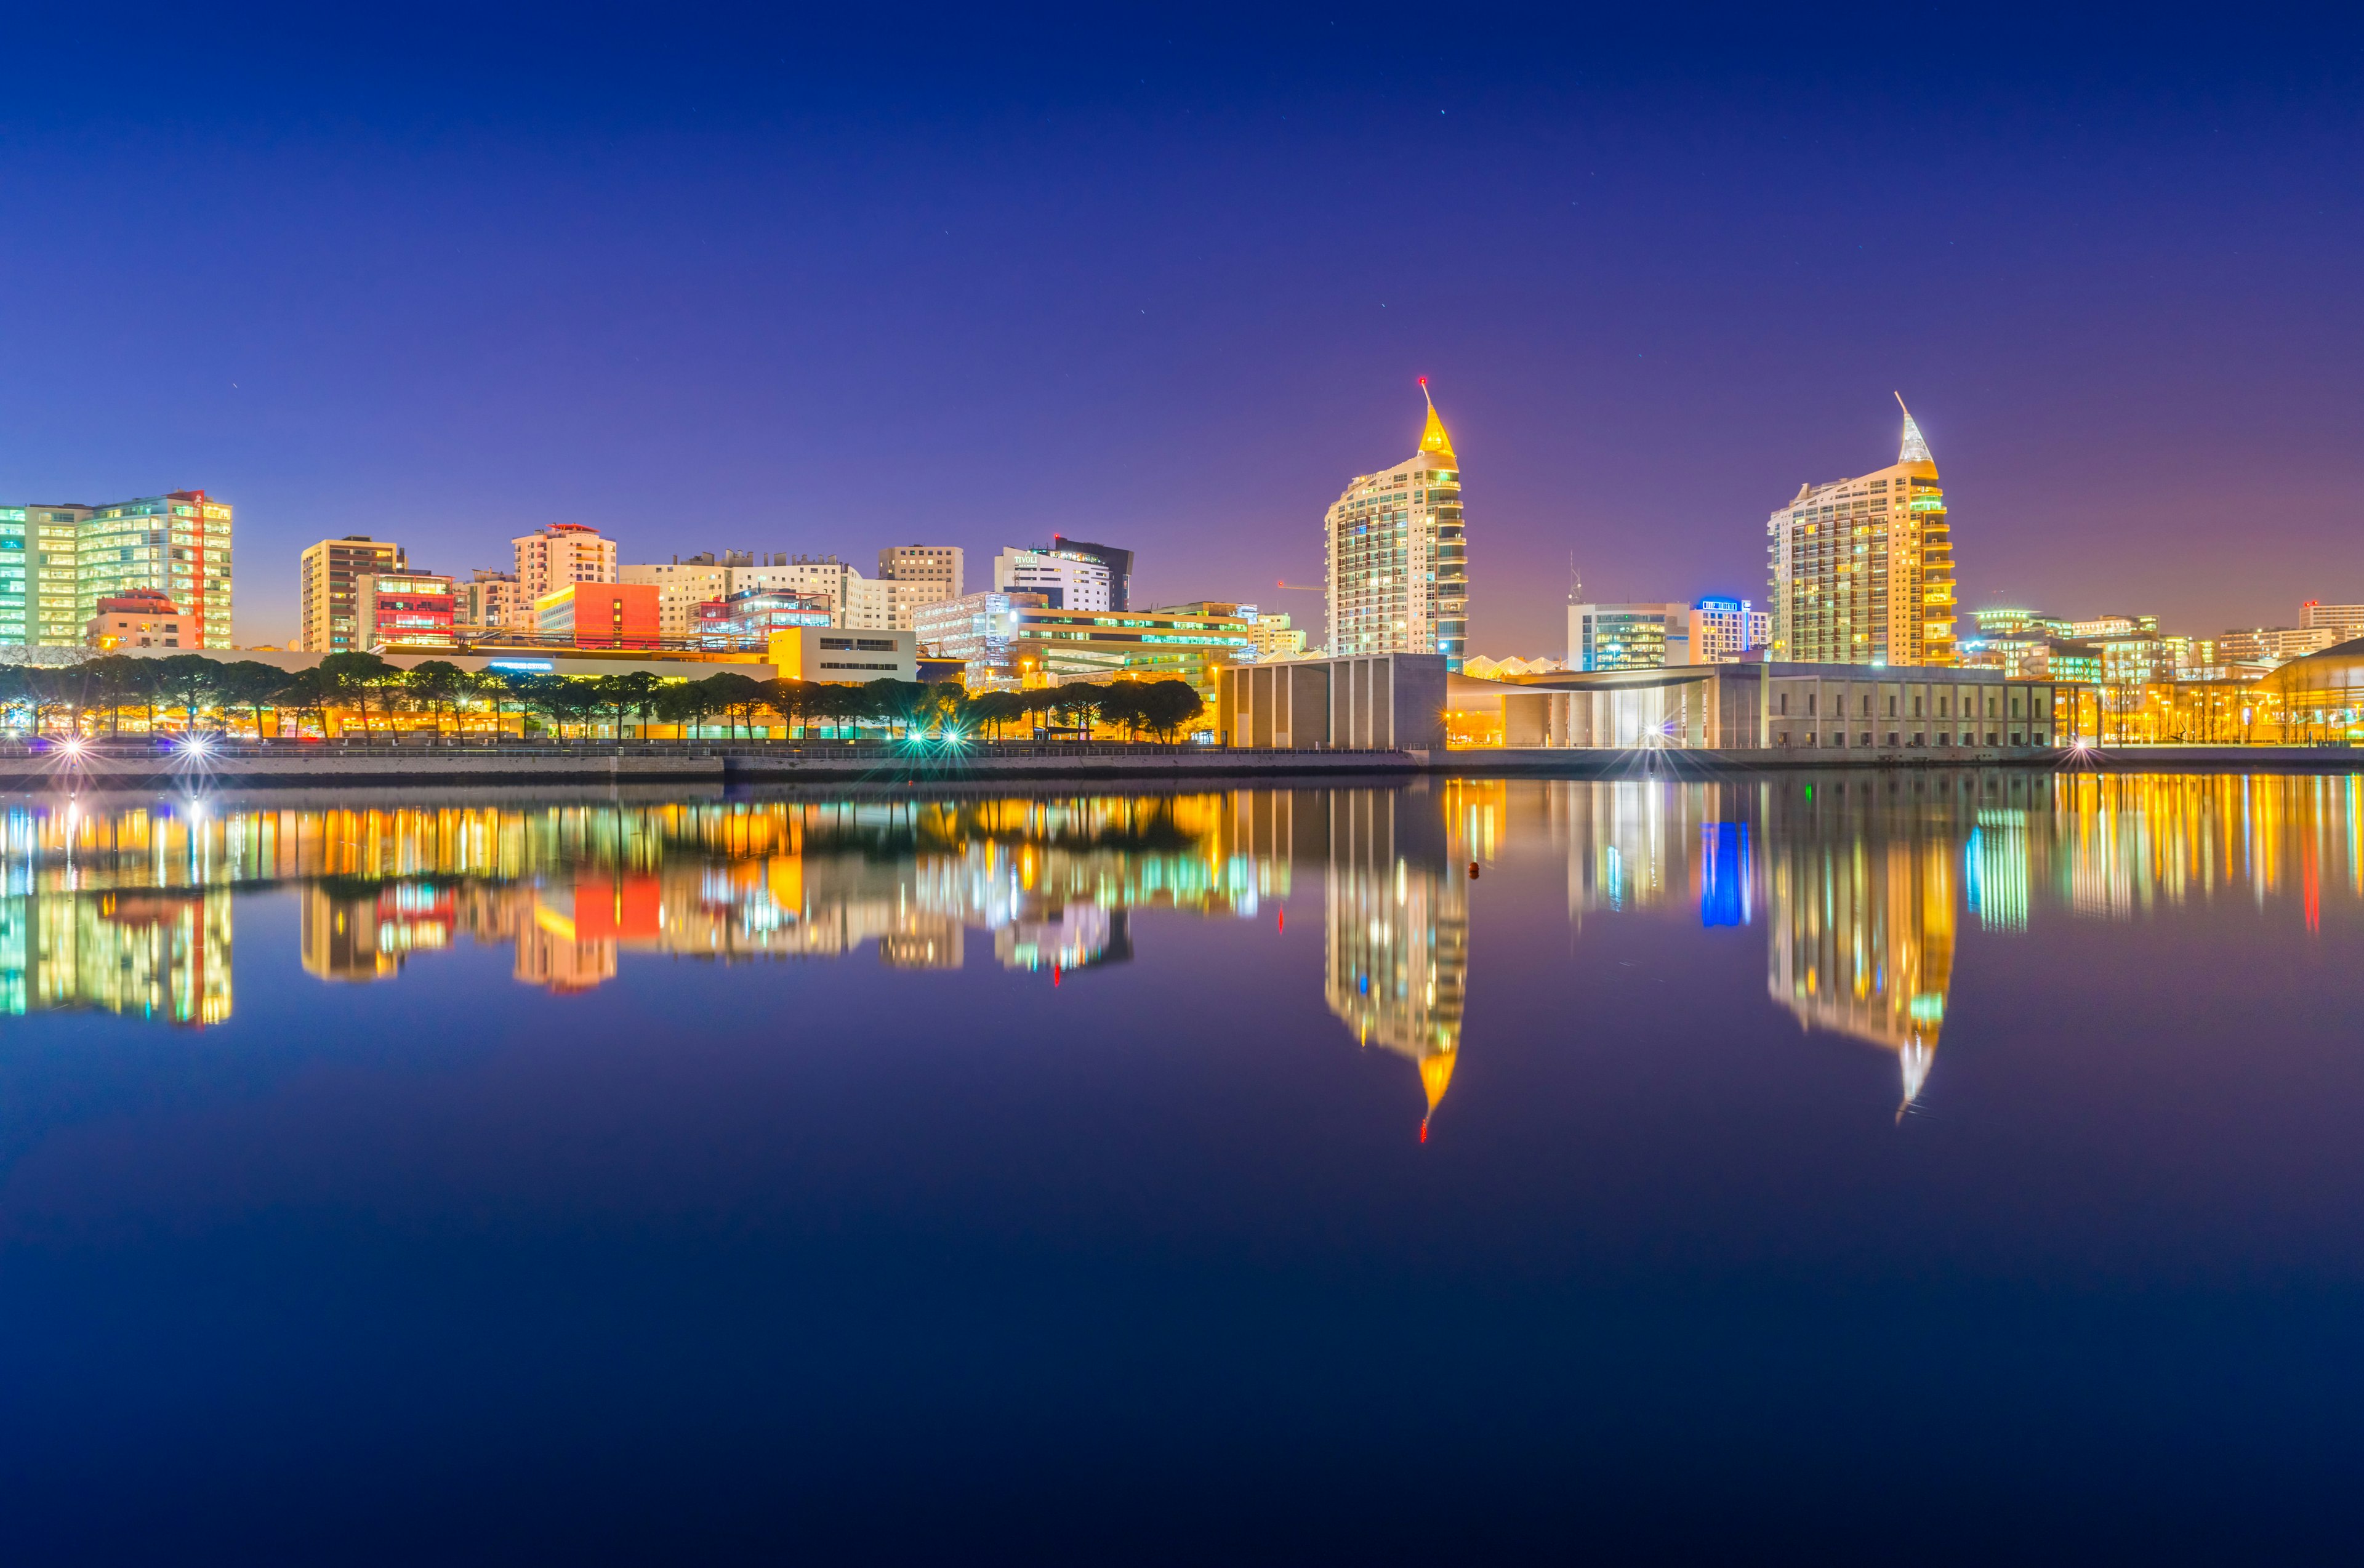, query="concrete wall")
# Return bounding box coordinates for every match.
[1220,653,1447,750]
[1478,662,2065,752]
